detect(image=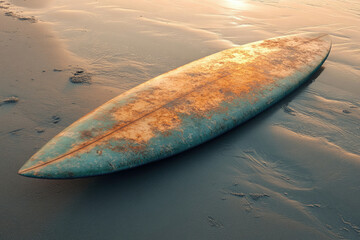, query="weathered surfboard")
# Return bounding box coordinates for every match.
[18,33,331,179]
